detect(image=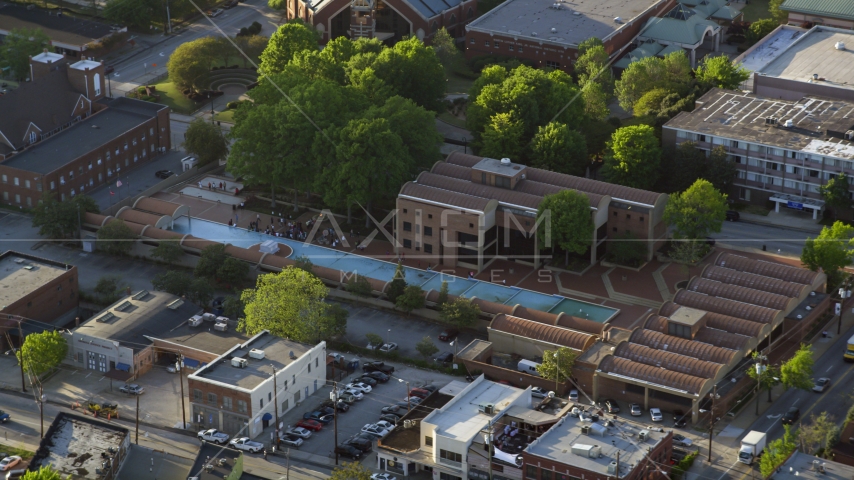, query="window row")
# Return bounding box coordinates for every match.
[401,239,433,253]
[402,222,433,236]
[470,37,524,53]
[678,132,852,166]
[193,389,248,413]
